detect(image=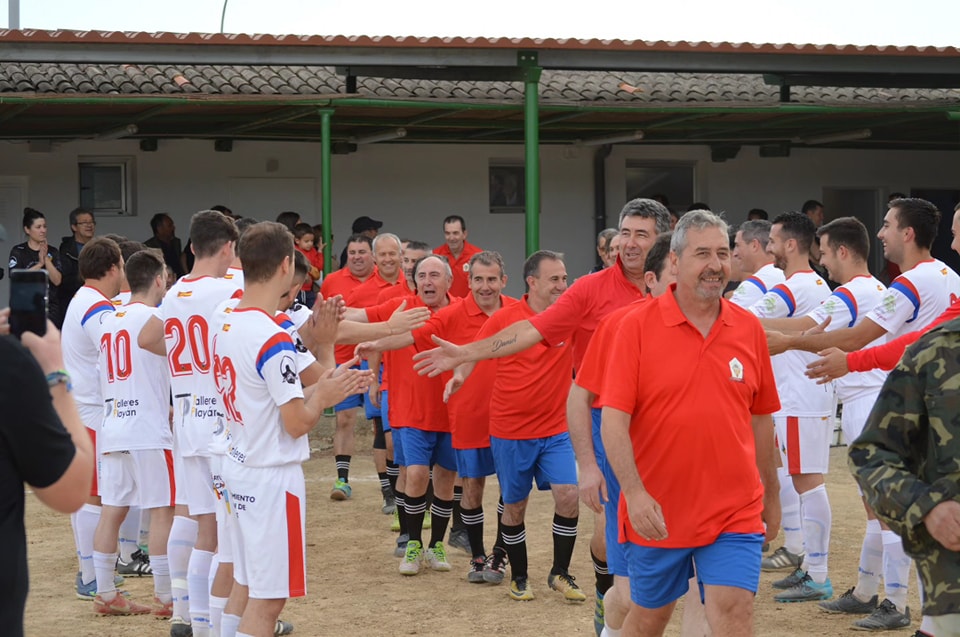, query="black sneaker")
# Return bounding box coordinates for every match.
[117,549,152,577]
[447,528,471,554]
[483,548,508,584]
[772,567,807,590]
[467,556,486,583]
[852,599,911,631]
[819,587,878,614]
